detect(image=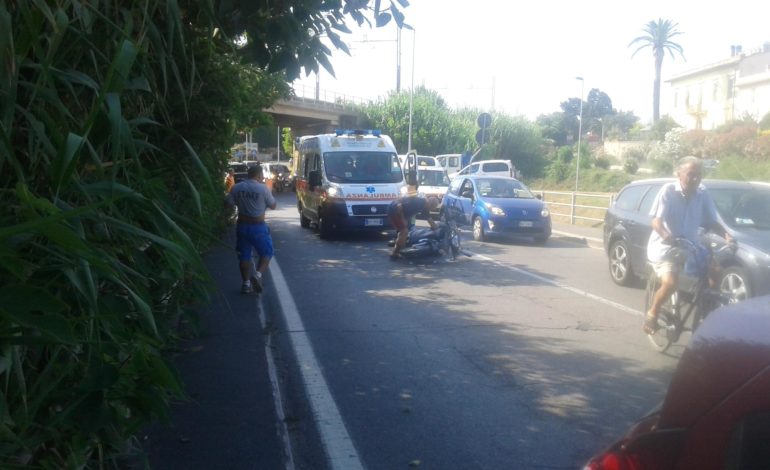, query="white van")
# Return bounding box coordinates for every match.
[416,166,451,201]
[399,154,440,169]
[436,153,462,176]
[449,159,515,180]
[295,130,407,238]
